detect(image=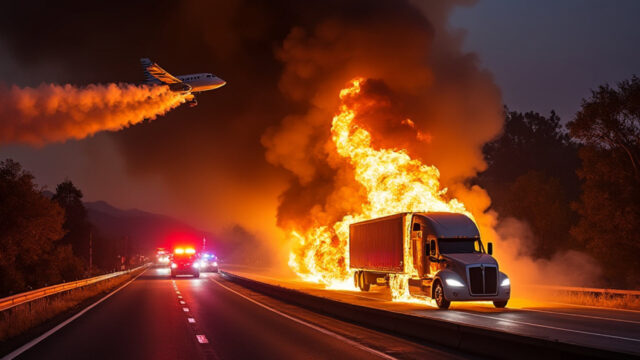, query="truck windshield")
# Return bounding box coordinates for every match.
[438,238,483,254]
